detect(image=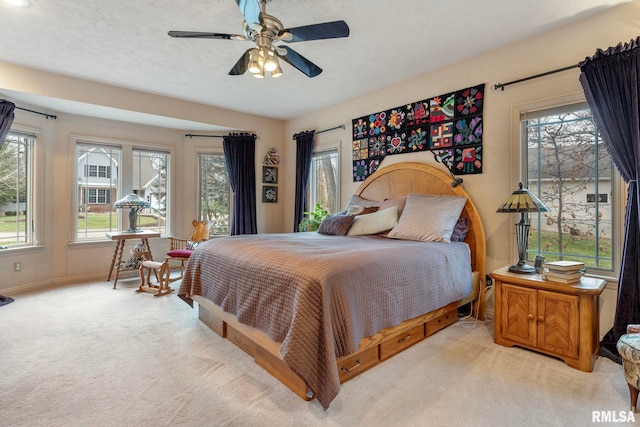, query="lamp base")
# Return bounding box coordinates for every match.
[508,261,536,274]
